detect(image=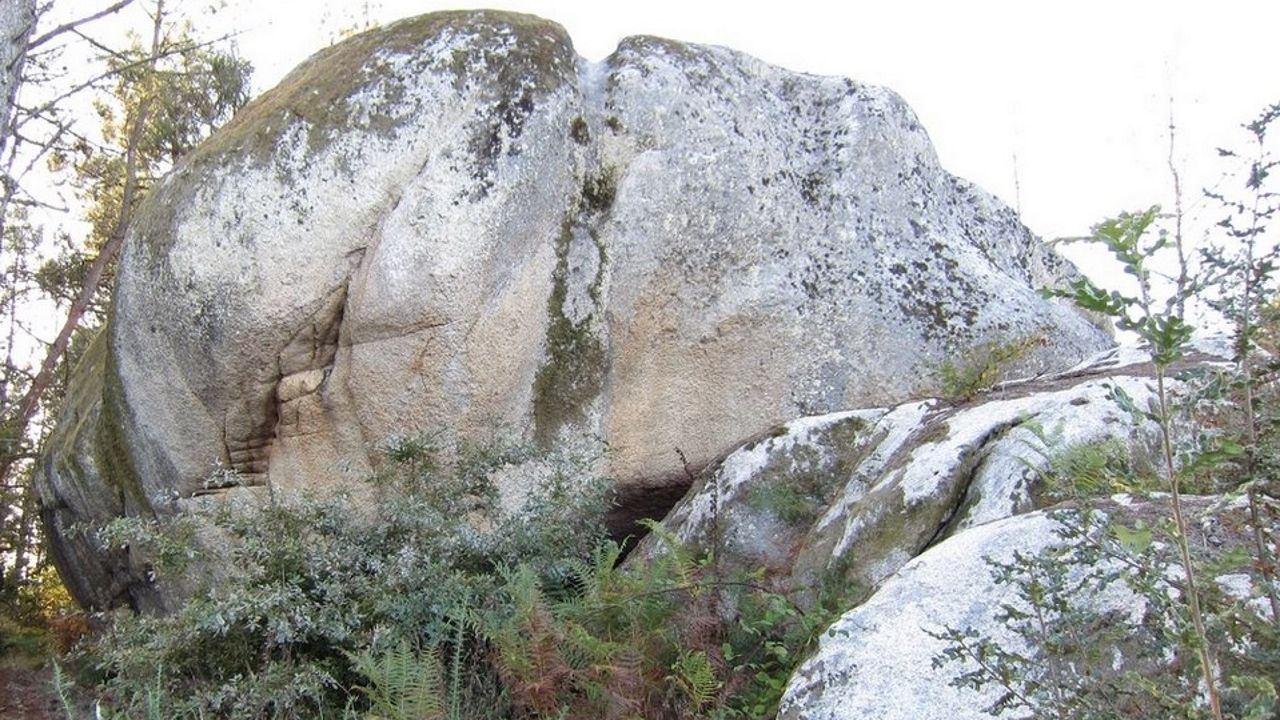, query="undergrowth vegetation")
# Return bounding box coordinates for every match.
[63,435,830,719]
[0,564,77,665]
[935,335,1044,402]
